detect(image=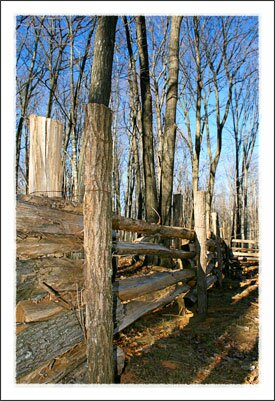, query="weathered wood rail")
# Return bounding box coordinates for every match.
[16,195,231,383]
[231,239,259,261]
